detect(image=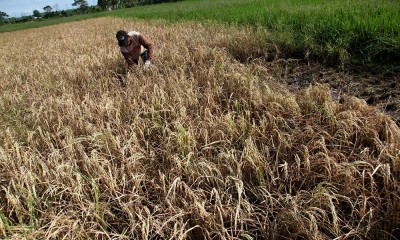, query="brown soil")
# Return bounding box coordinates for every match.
[265,59,400,126]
